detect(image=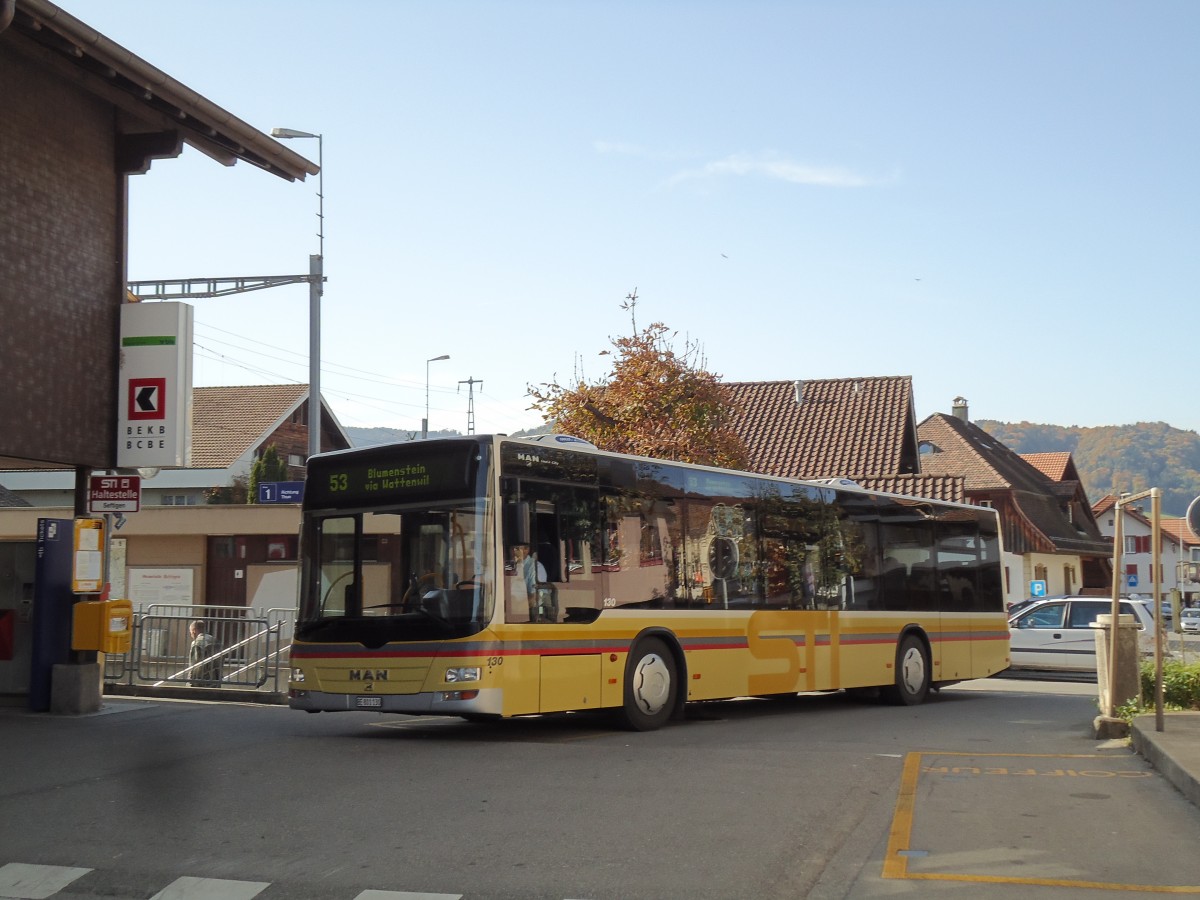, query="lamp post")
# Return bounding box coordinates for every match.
[270,127,323,460]
[424,354,450,439]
